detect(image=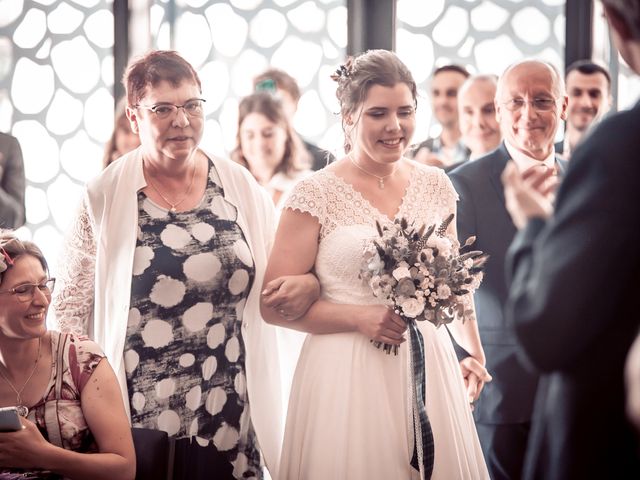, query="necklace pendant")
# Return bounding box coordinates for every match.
[170,206,177,213]
[378,179,385,189]
[16,405,28,417]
